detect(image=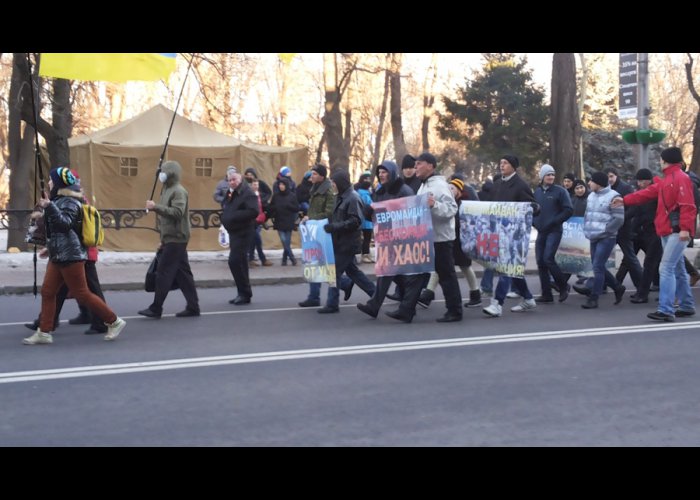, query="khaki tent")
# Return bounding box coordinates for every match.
[43,104,309,251]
